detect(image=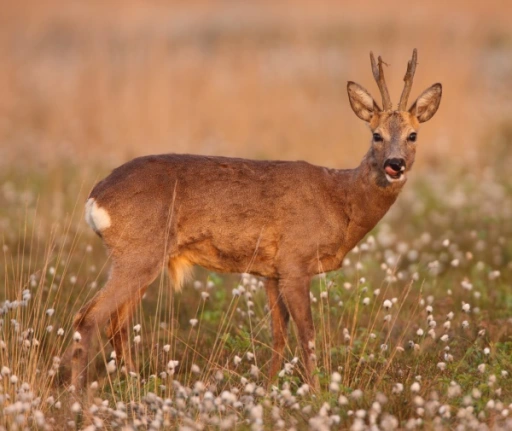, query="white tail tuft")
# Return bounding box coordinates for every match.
[85,198,112,233]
